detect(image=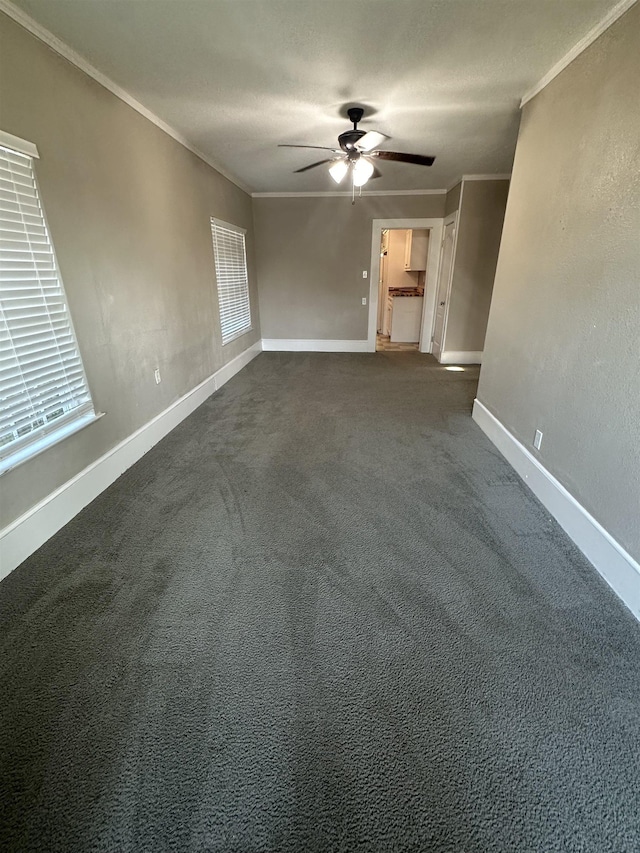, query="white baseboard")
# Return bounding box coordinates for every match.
[261,339,369,352]
[214,340,262,388]
[472,399,640,622]
[440,350,483,364]
[0,340,262,581]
